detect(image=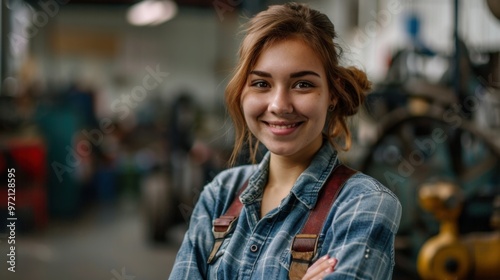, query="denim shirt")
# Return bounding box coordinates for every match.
[169,143,402,280]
